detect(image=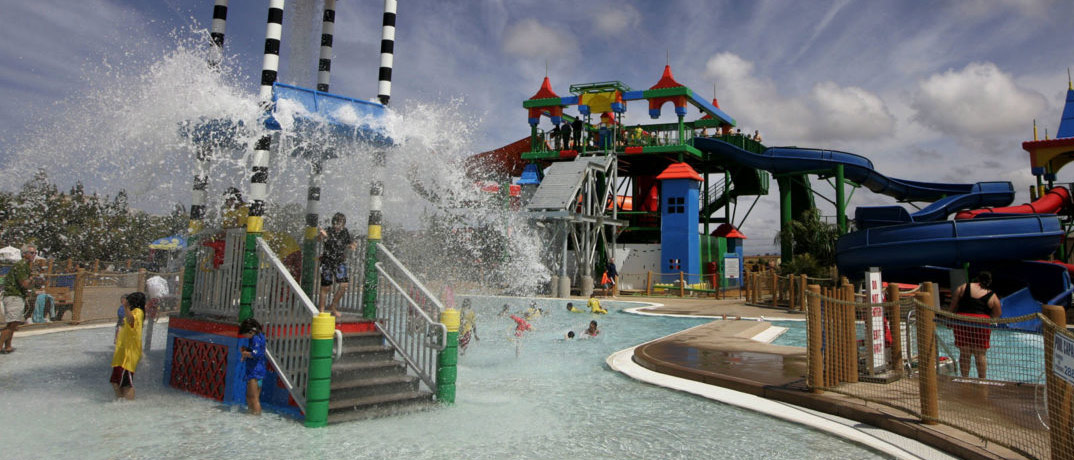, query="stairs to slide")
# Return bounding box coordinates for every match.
[326,322,436,424]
